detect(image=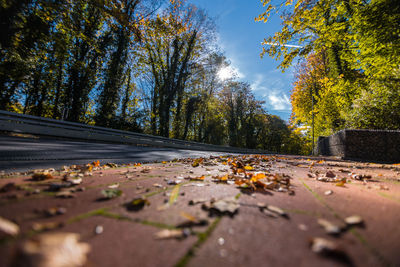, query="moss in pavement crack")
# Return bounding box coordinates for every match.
[139,220,177,230]
[377,192,400,204]
[67,208,109,224]
[300,179,391,267]
[175,217,222,267]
